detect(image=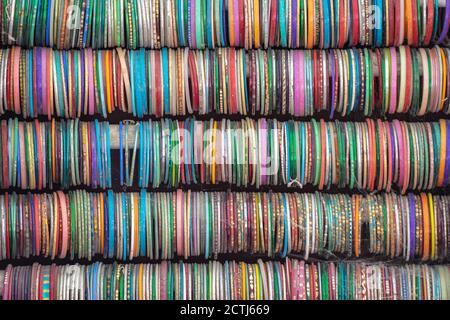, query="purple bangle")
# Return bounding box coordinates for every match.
[389,123,395,189]
[292,0,298,48]
[444,120,450,184]
[36,48,43,115]
[233,0,240,46]
[408,193,416,260]
[438,0,450,44]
